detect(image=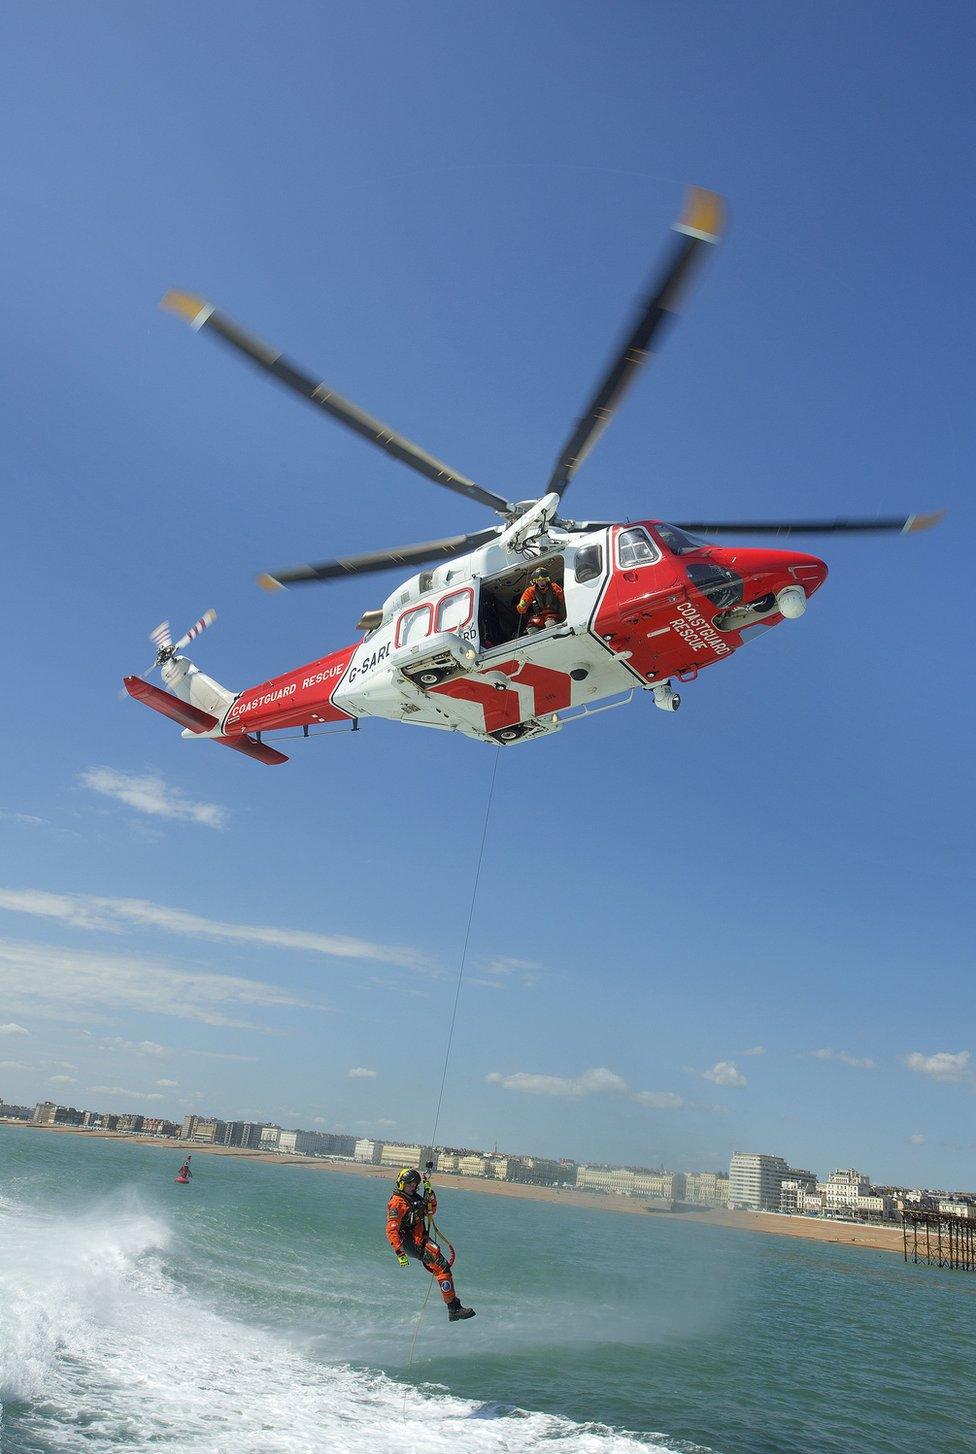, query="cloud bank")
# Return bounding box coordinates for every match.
[0,887,428,971]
